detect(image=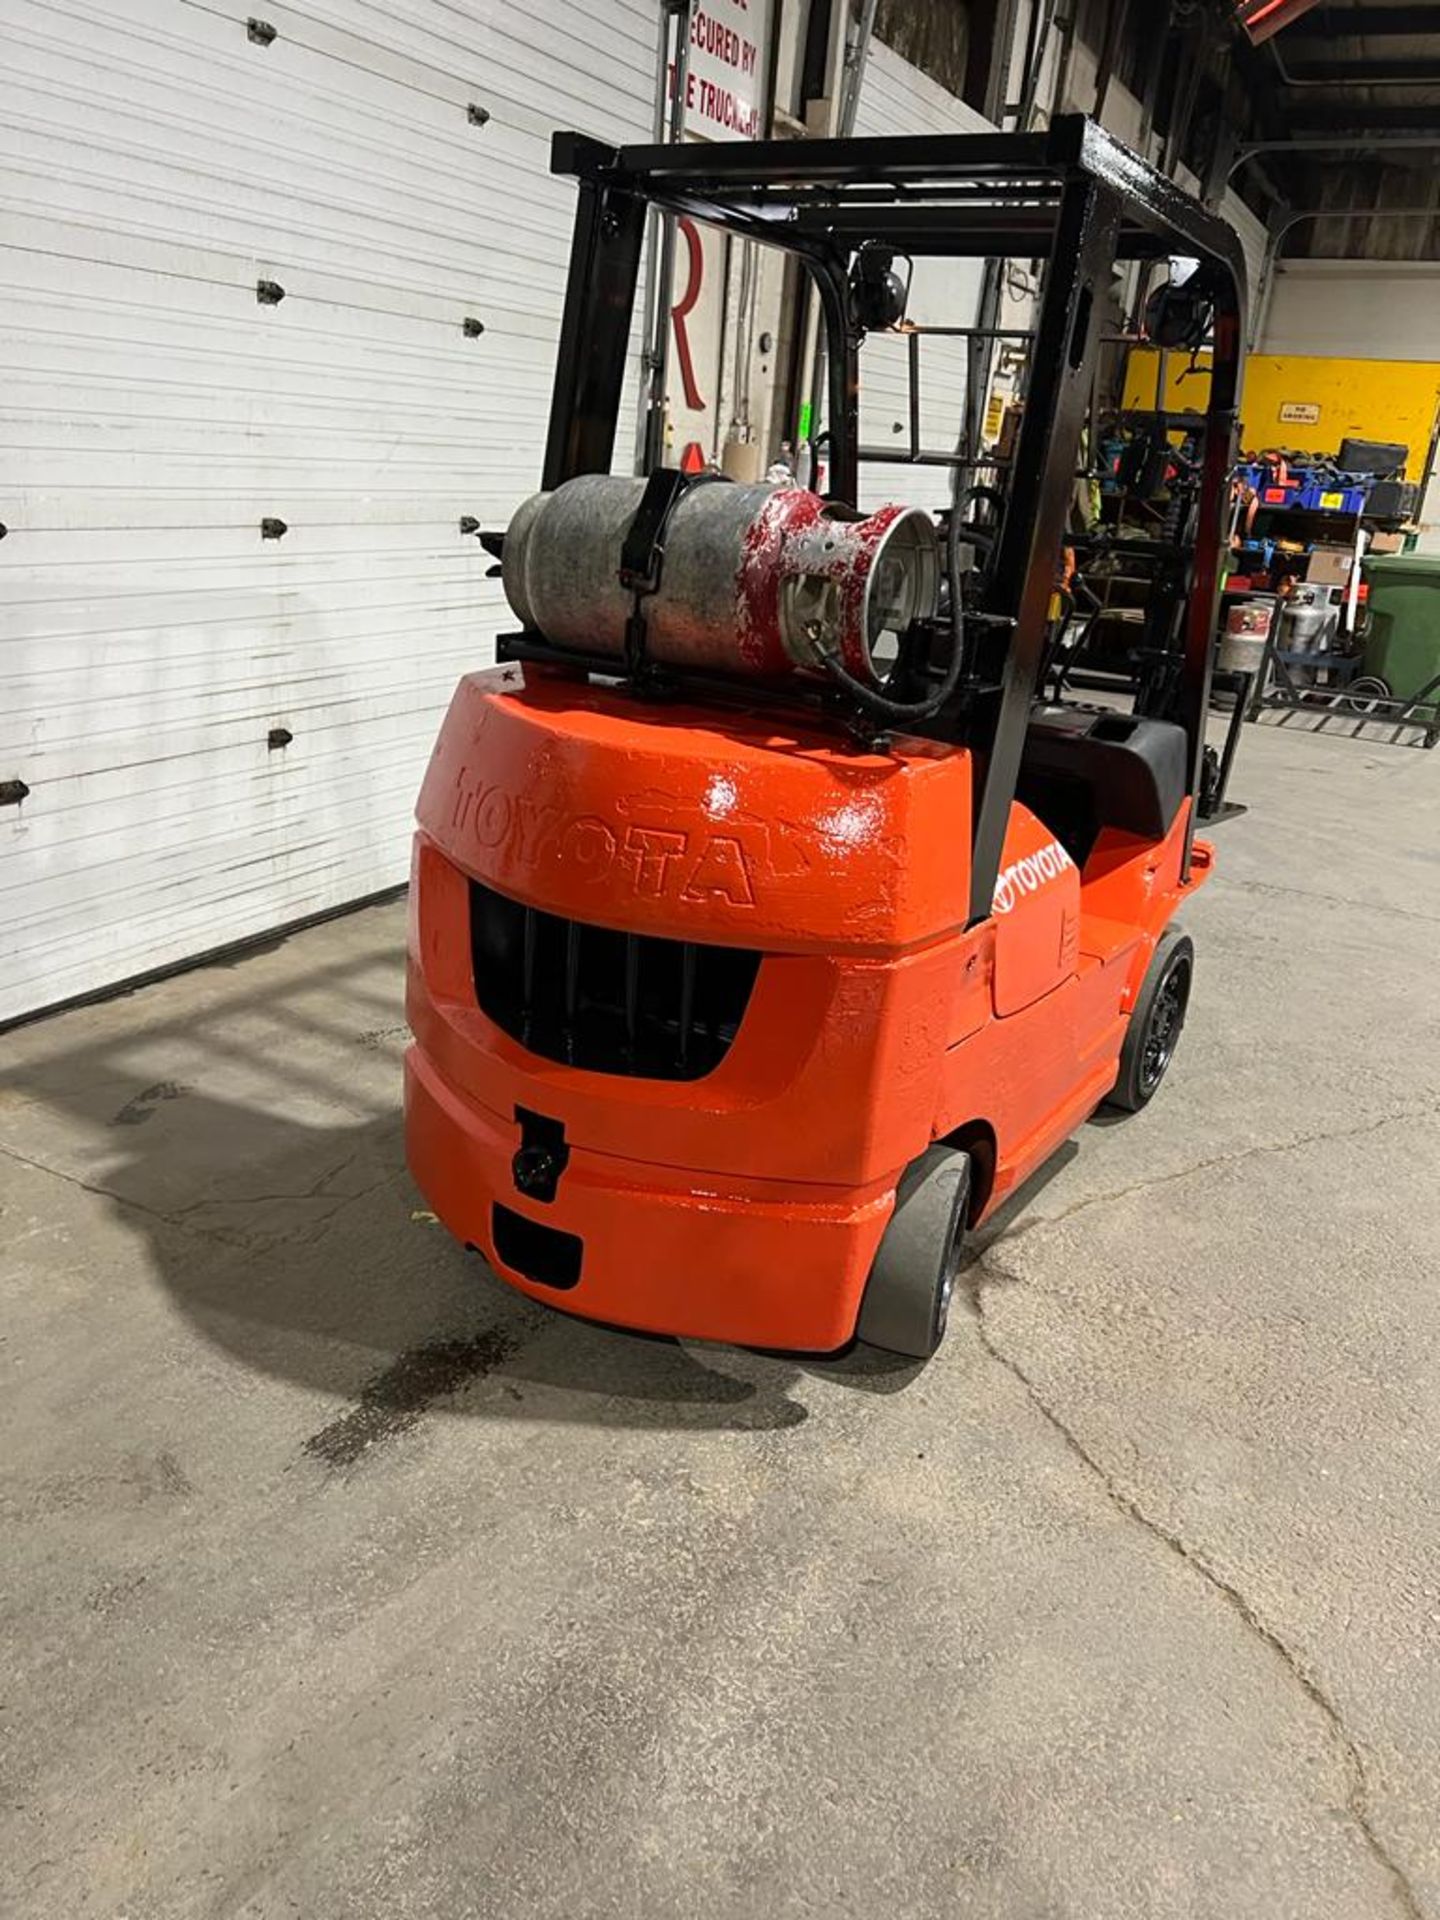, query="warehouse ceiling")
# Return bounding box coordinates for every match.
[1232,0,1440,258]
[1234,0,1325,43]
[1274,3,1440,127]
[850,1,1438,260]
